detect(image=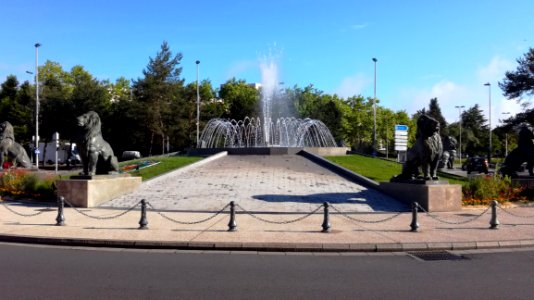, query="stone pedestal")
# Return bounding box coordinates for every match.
[55,174,142,208]
[512,177,534,189]
[379,181,462,212]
